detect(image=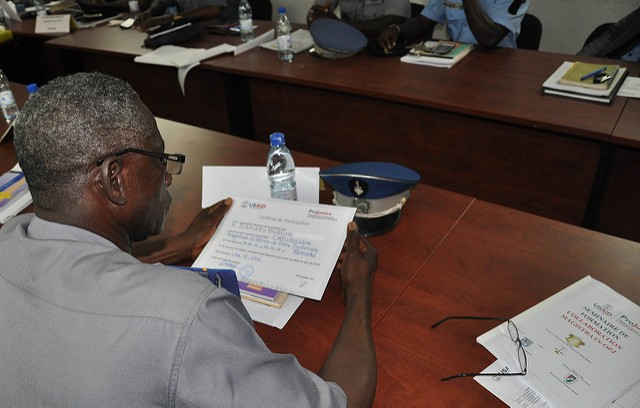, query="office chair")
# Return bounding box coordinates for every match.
[583,23,614,47]
[516,14,542,50]
[248,0,272,20]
